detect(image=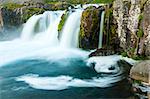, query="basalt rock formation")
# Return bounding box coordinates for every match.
[113,0,150,58]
